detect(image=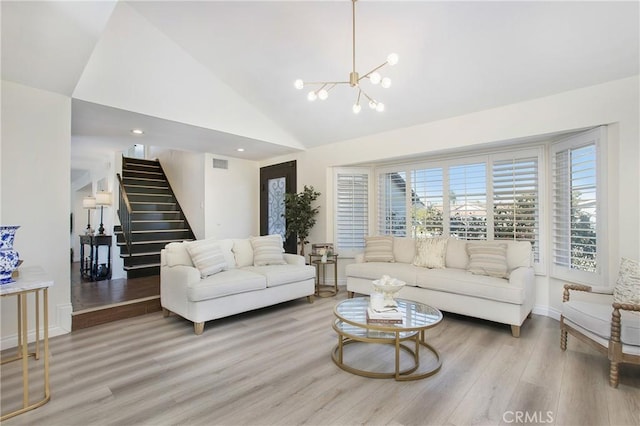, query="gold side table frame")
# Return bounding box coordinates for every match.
[309,253,339,297]
[0,266,53,421]
[332,297,442,381]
